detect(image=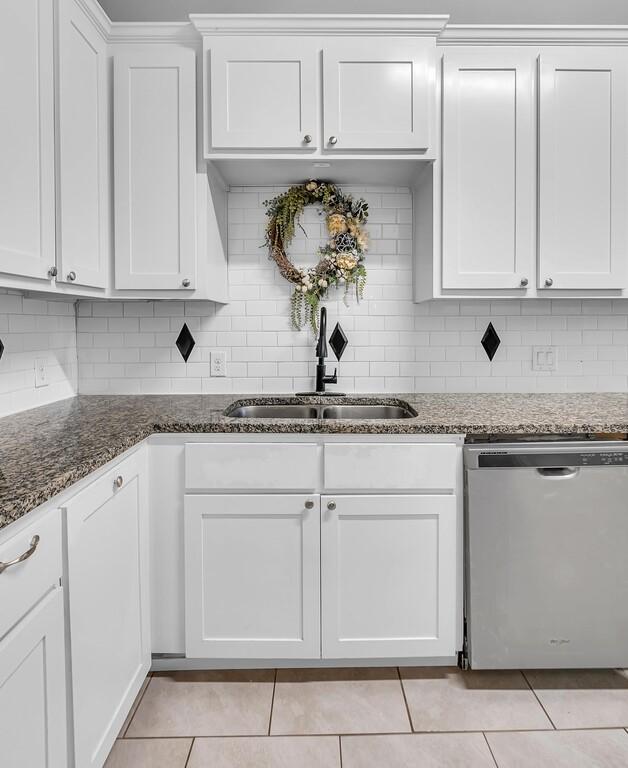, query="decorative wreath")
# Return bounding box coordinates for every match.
[263,180,369,331]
